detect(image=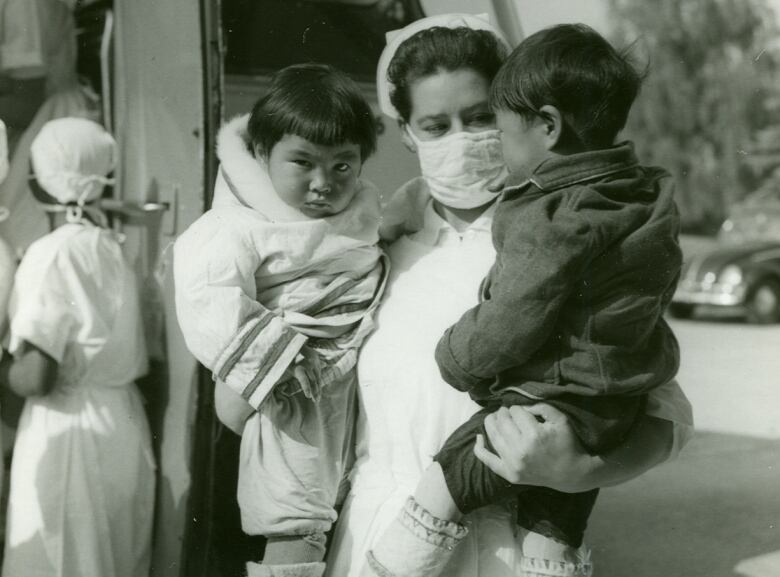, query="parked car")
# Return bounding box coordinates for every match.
[670,191,780,324]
